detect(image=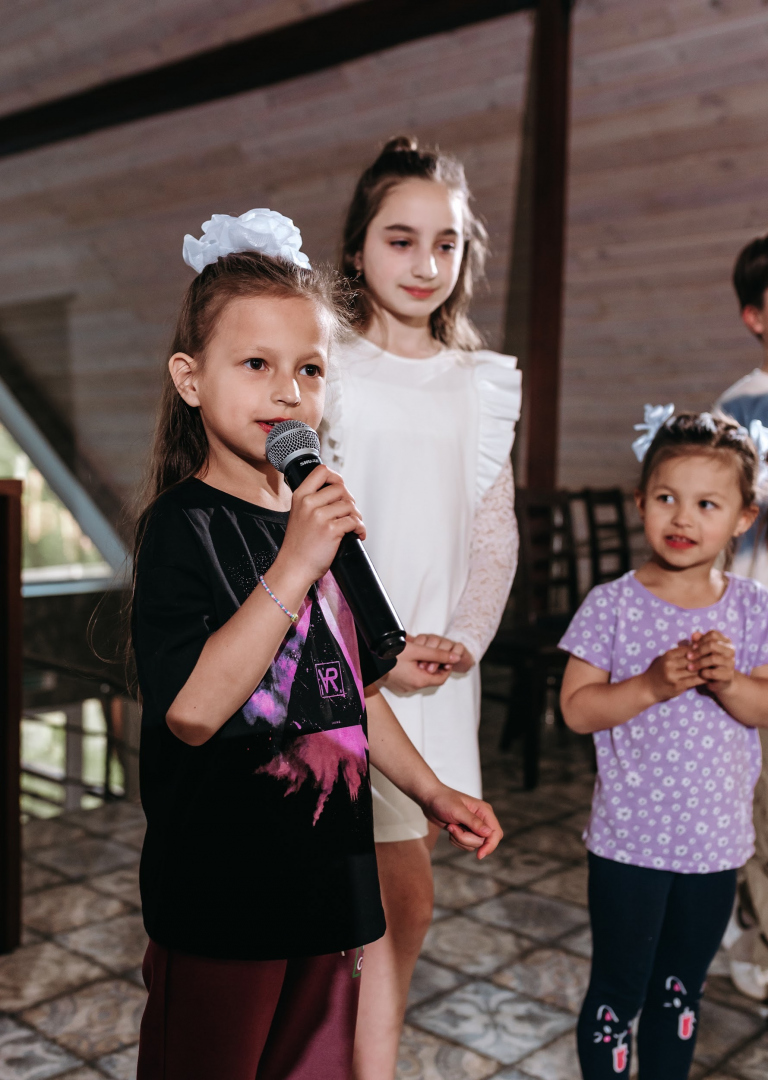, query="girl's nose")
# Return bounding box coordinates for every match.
[670,505,692,526]
[413,251,438,280]
[275,378,300,407]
